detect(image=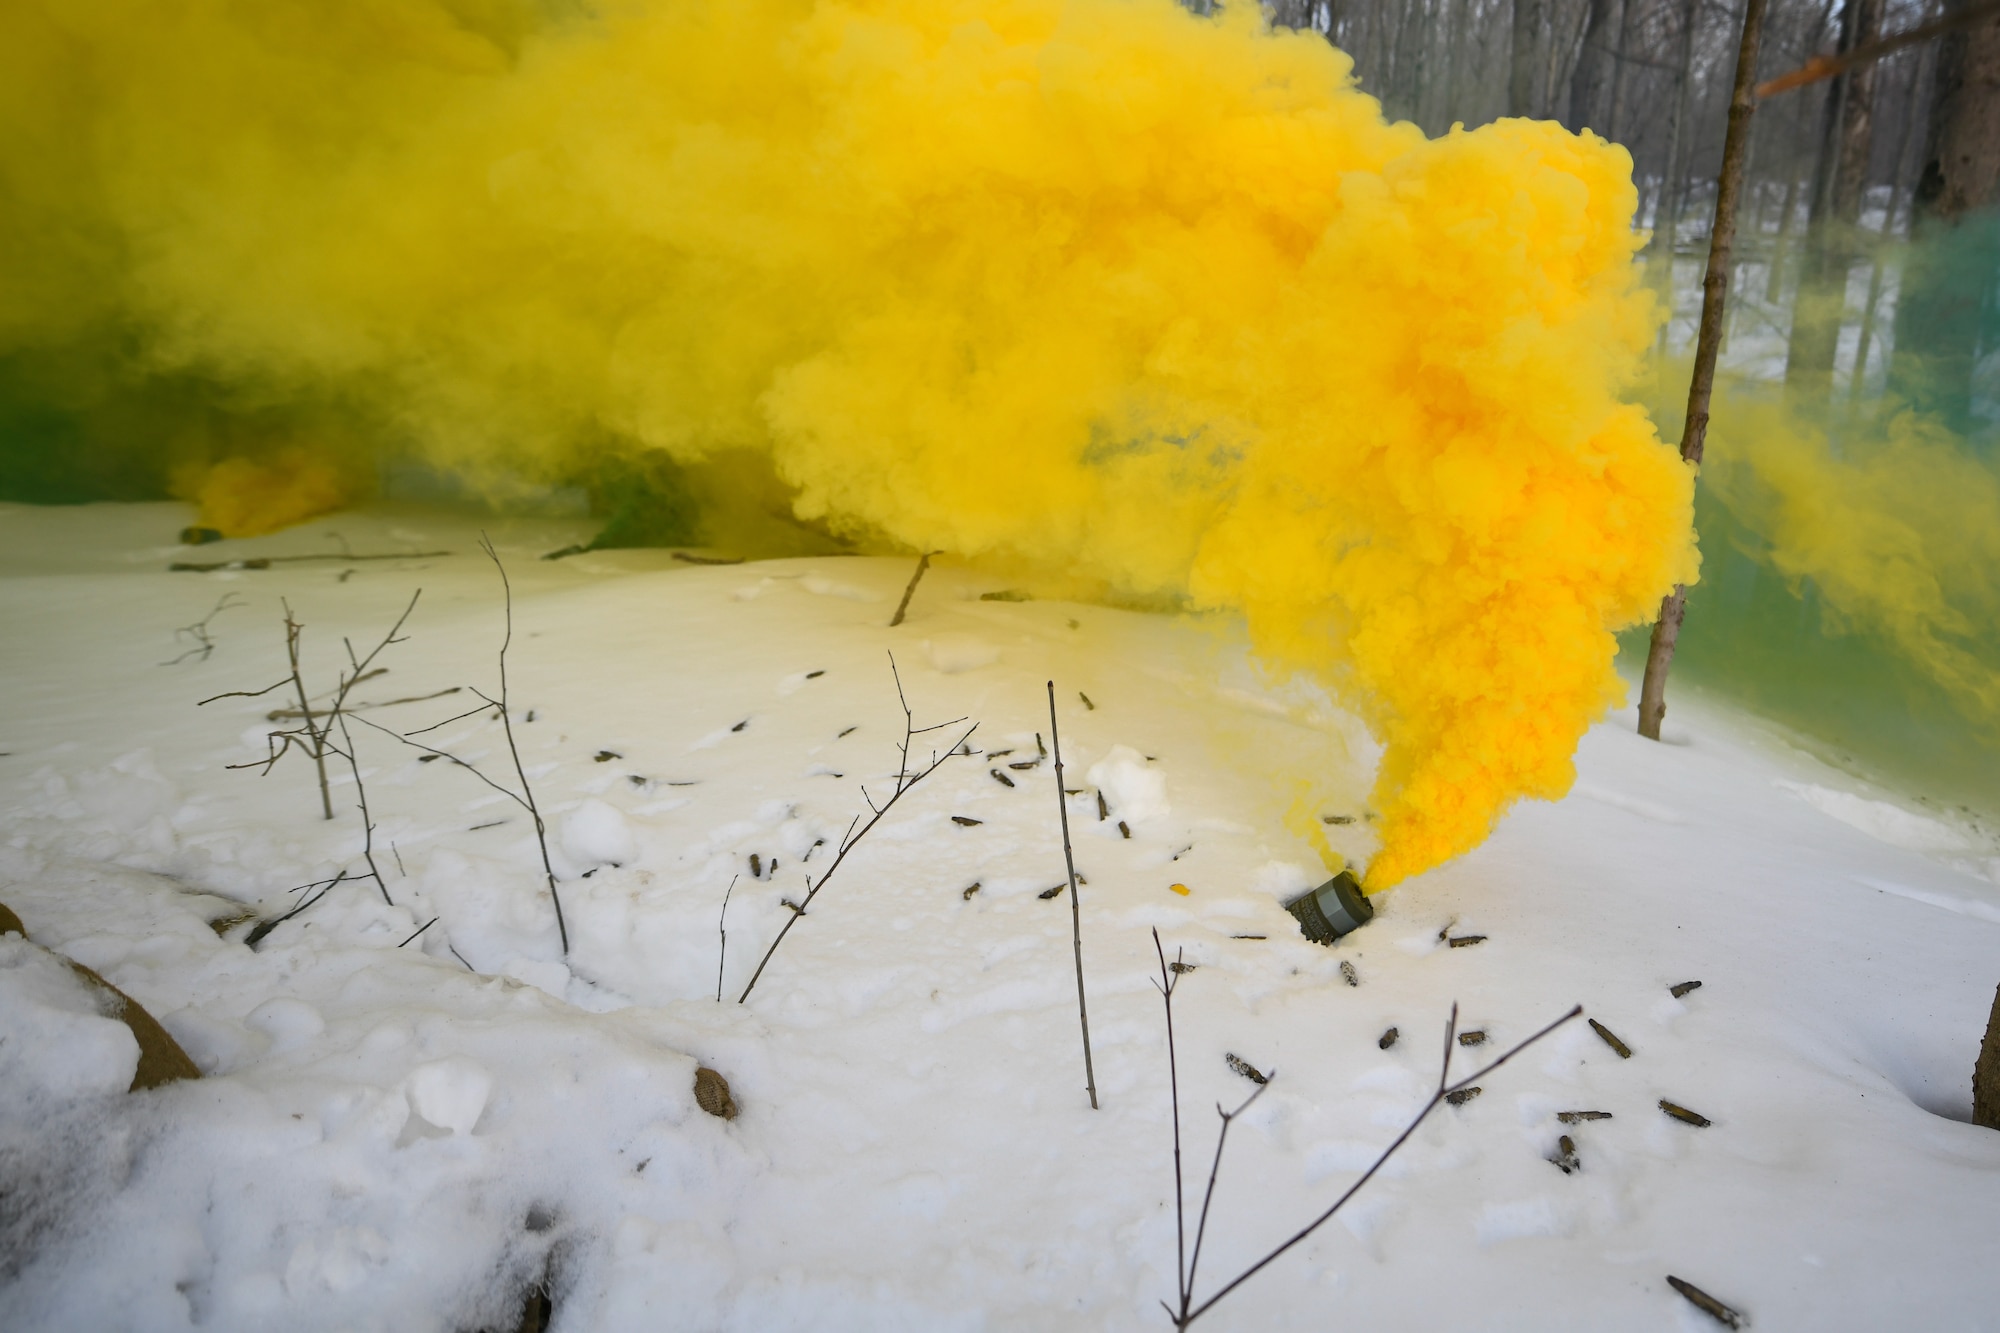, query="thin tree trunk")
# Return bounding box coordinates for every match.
[1650,0,1703,353]
[1607,0,1634,142]
[1787,0,1885,405]
[1889,1,2000,430]
[1767,167,1807,298]
[1513,0,1546,115]
[1851,49,1933,399]
[1638,0,1771,741]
